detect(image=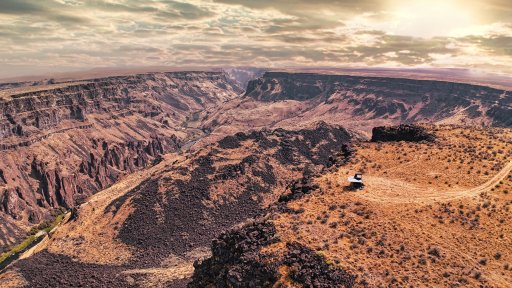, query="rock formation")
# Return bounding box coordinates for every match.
[189,220,280,288]
[242,72,512,128]
[0,71,242,249]
[189,220,356,288]
[371,124,436,142]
